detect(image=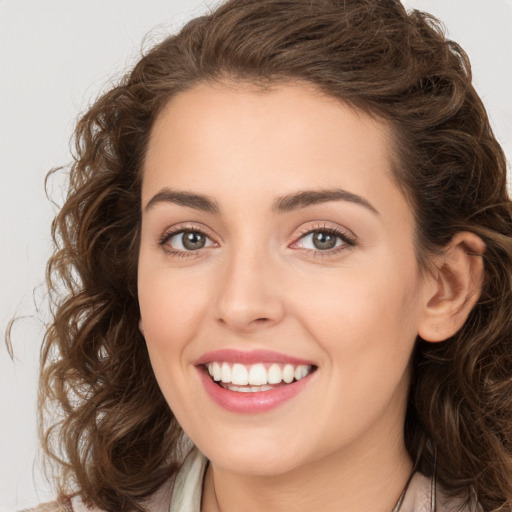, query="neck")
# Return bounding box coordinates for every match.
[201,430,413,512]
